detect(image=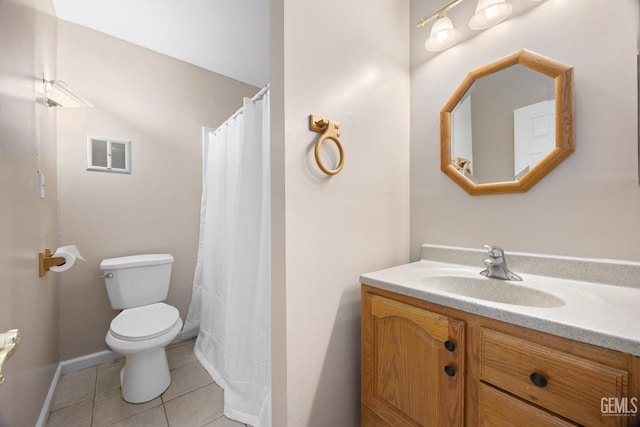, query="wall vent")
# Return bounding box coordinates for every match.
[86,136,131,173]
